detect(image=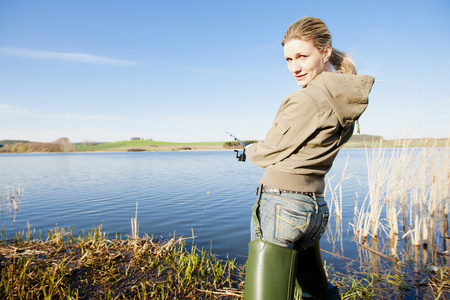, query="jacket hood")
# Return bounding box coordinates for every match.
[306,72,375,128]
